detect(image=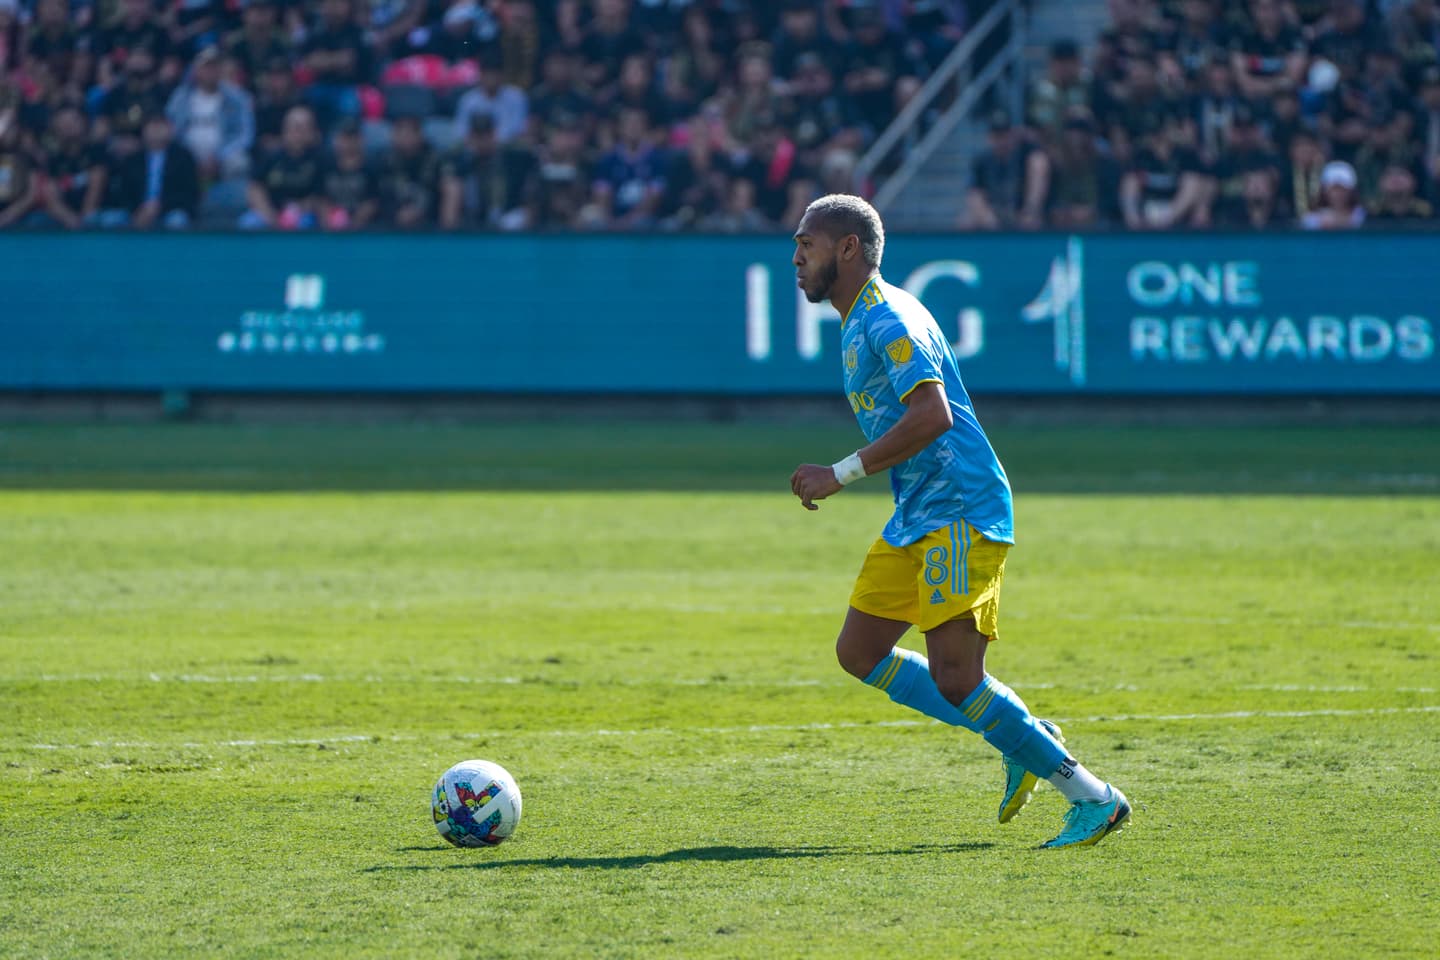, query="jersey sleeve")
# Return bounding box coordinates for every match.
[864,309,944,403]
